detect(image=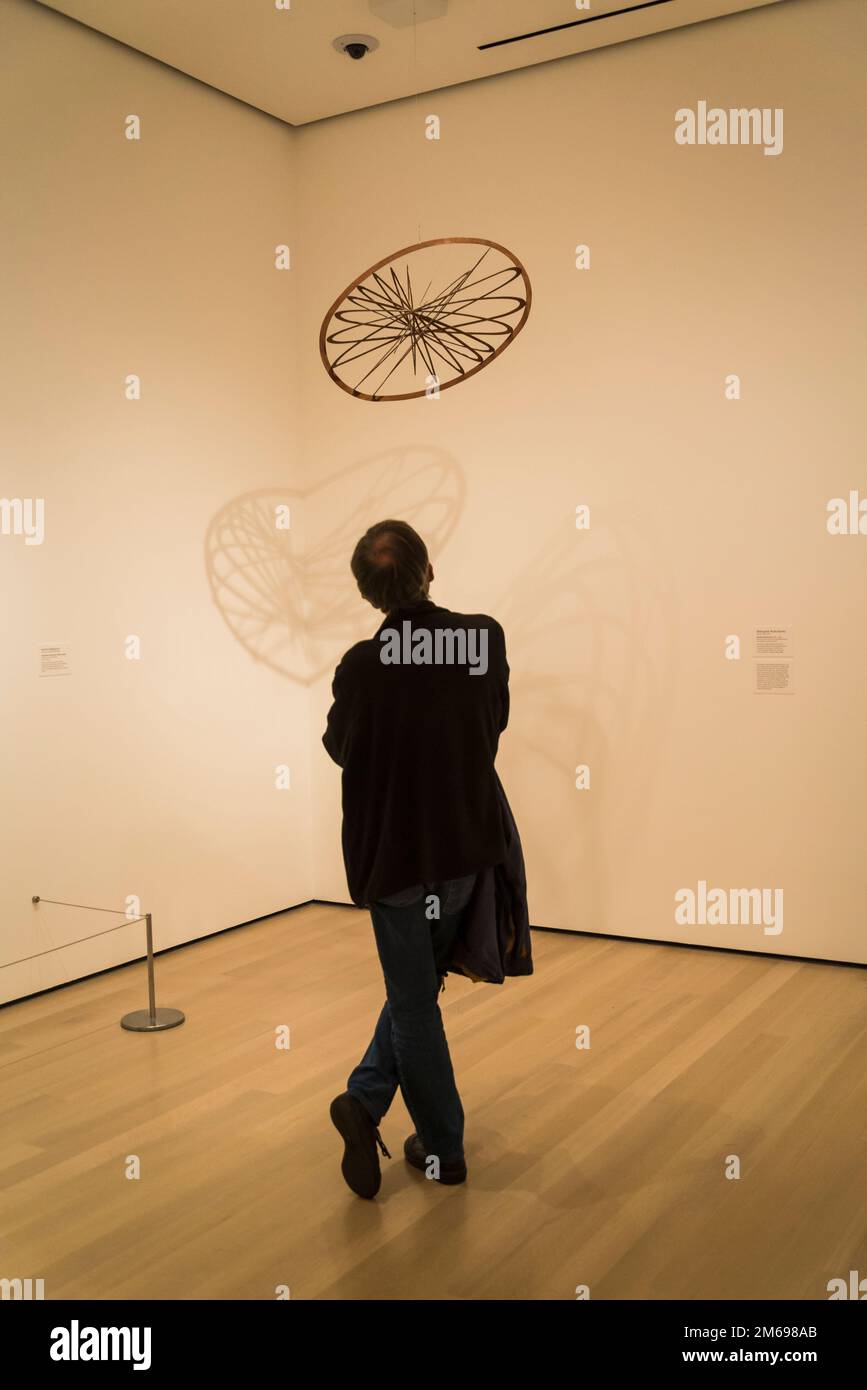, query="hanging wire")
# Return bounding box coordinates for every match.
[1,897,147,970]
[32,897,138,915]
[4,920,145,970]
